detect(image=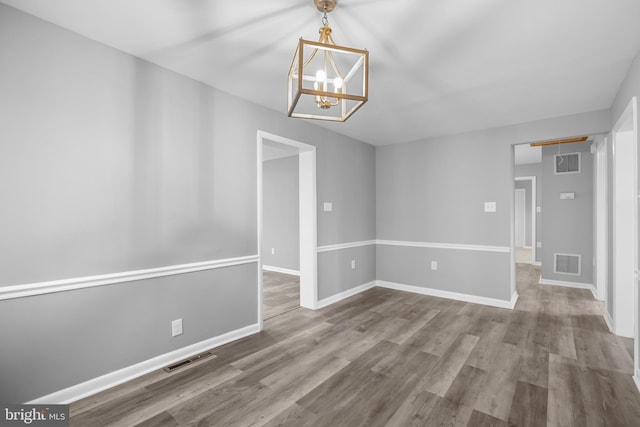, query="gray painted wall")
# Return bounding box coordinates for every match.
[515,163,542,264]
[609,48,640,341]
[0,264,257,404]
[540,142,594,284]
[318,245,376,300]
[0,4,376,403]
[262,156,299,271]
[376,111,609,302]
[515,180,532,247]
